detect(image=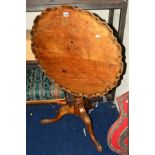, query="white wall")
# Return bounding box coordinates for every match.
[26,9,129,100]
